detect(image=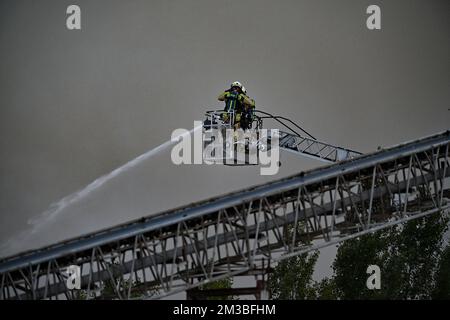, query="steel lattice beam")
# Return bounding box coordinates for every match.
[0,131,449,300]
